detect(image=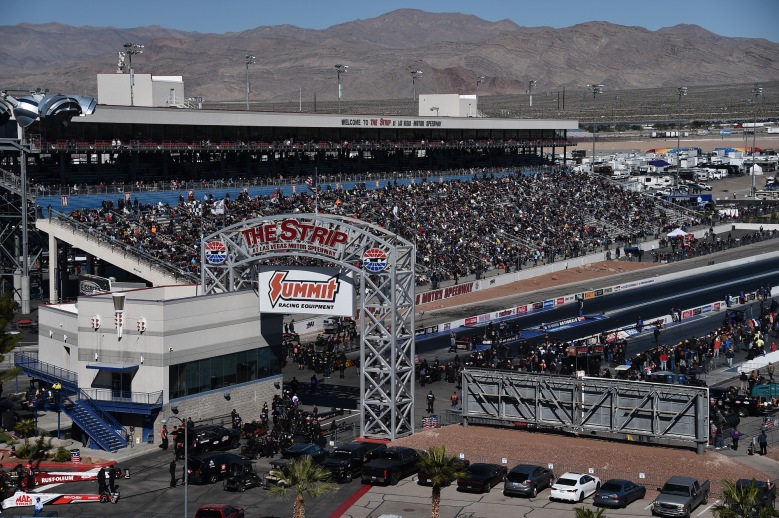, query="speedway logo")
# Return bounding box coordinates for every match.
[258,267,354,317]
